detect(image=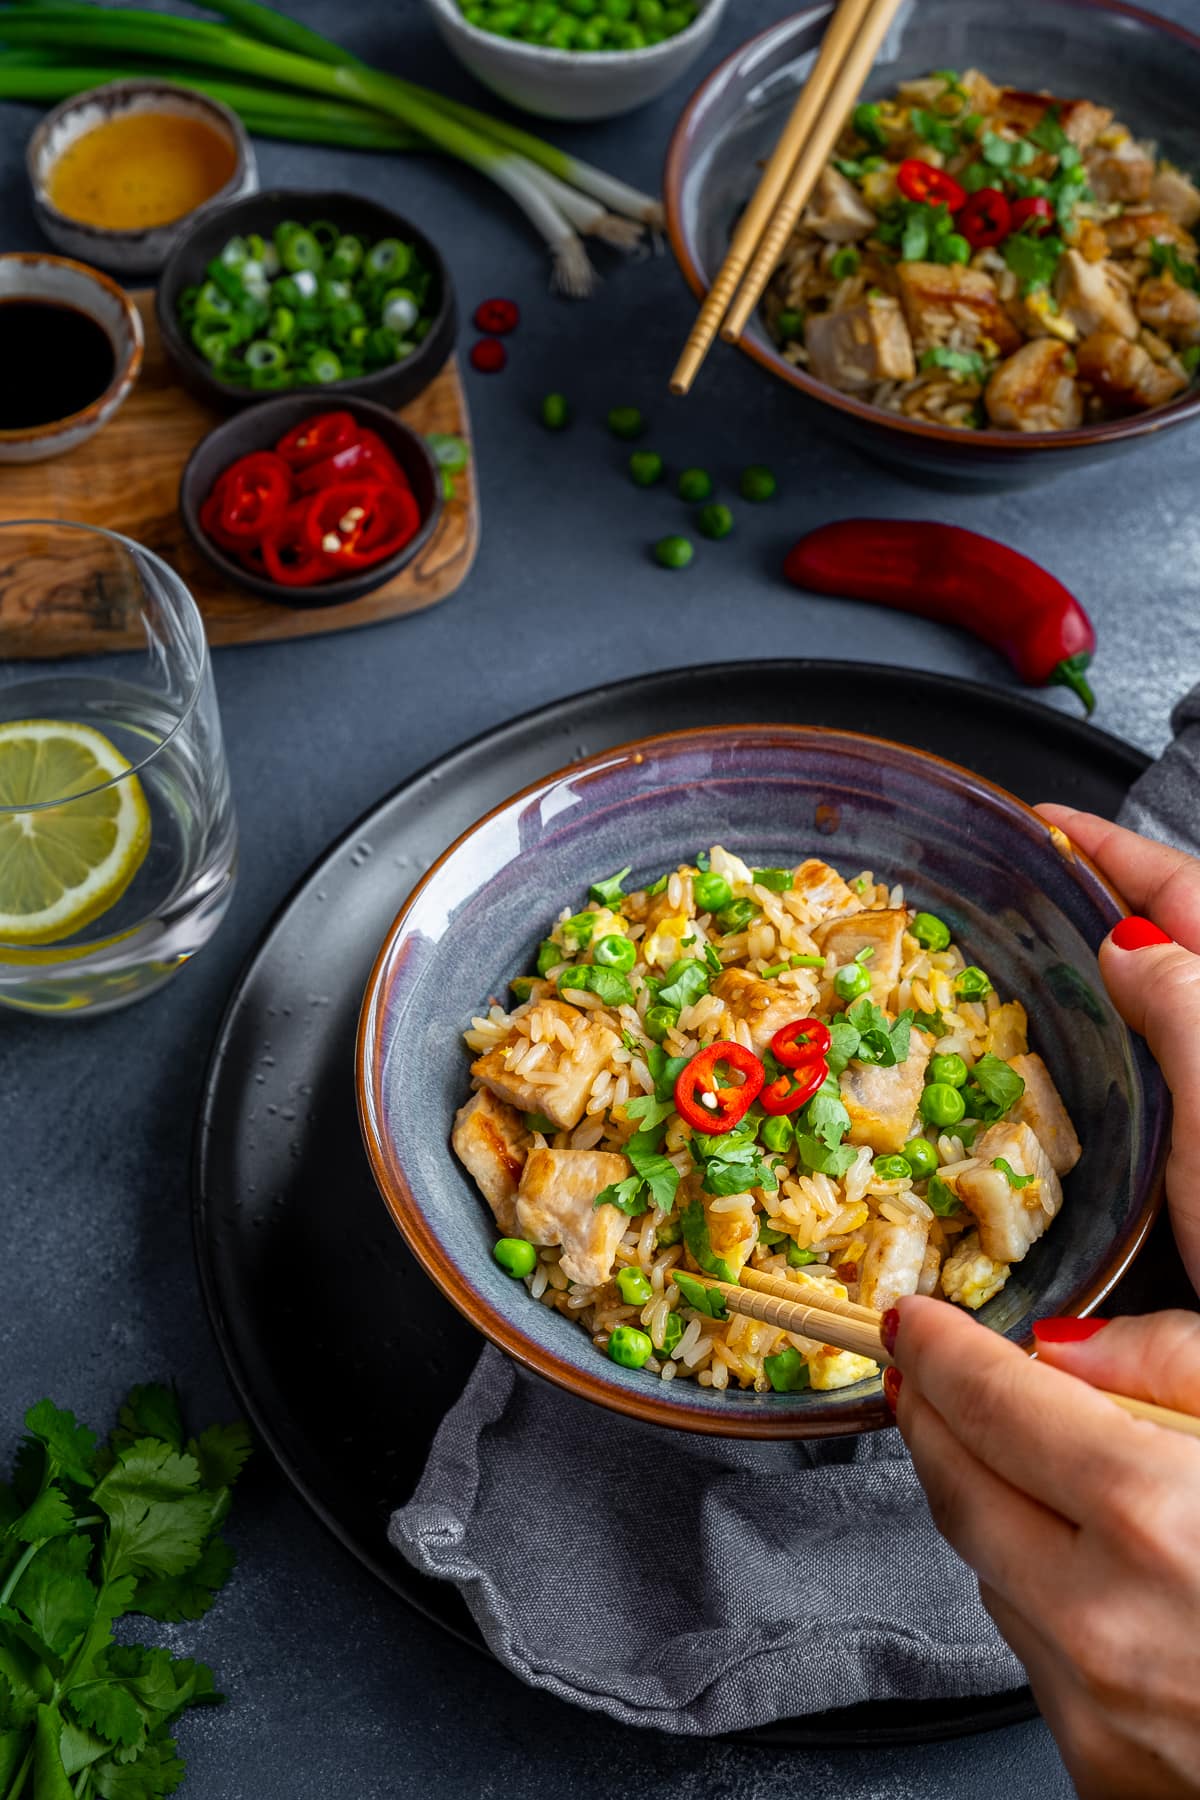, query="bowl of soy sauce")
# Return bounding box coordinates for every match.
[0,254,143,463]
